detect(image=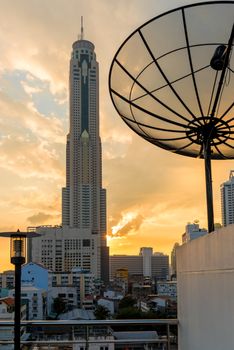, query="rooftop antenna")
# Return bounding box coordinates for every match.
[81,16,84,40]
